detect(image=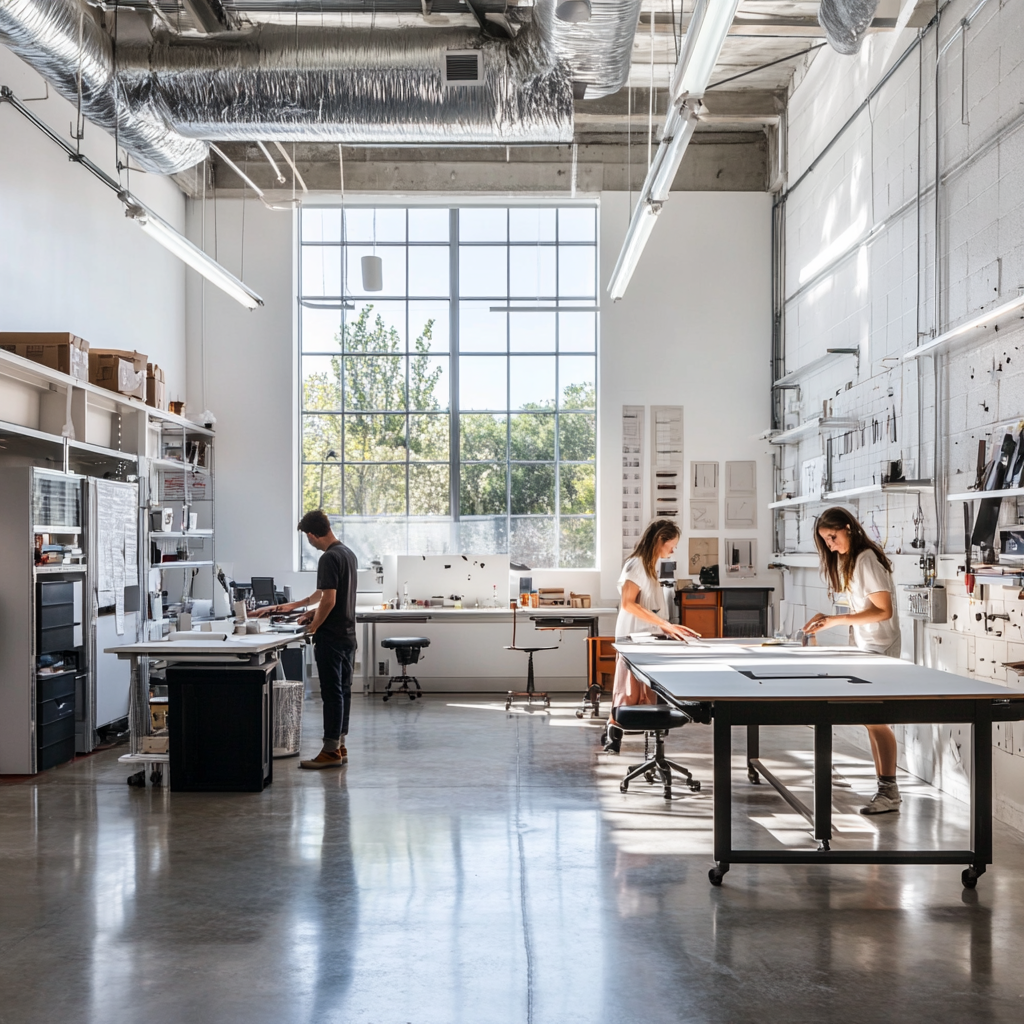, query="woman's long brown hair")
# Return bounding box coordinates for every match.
[628,519,681,583]
[814,506,893,599]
